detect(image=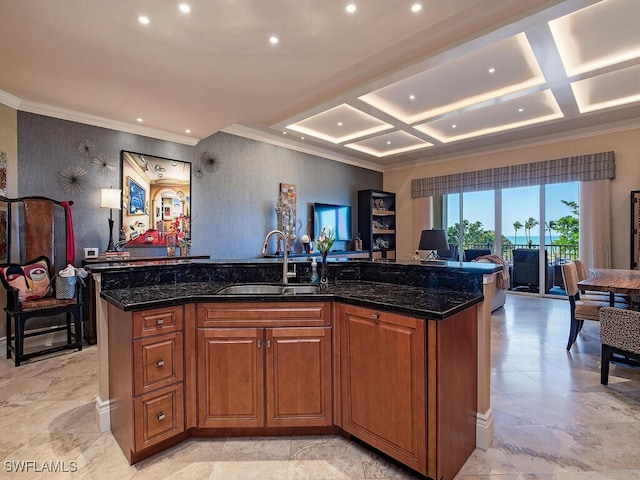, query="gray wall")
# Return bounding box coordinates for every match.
[18,113,382,261]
